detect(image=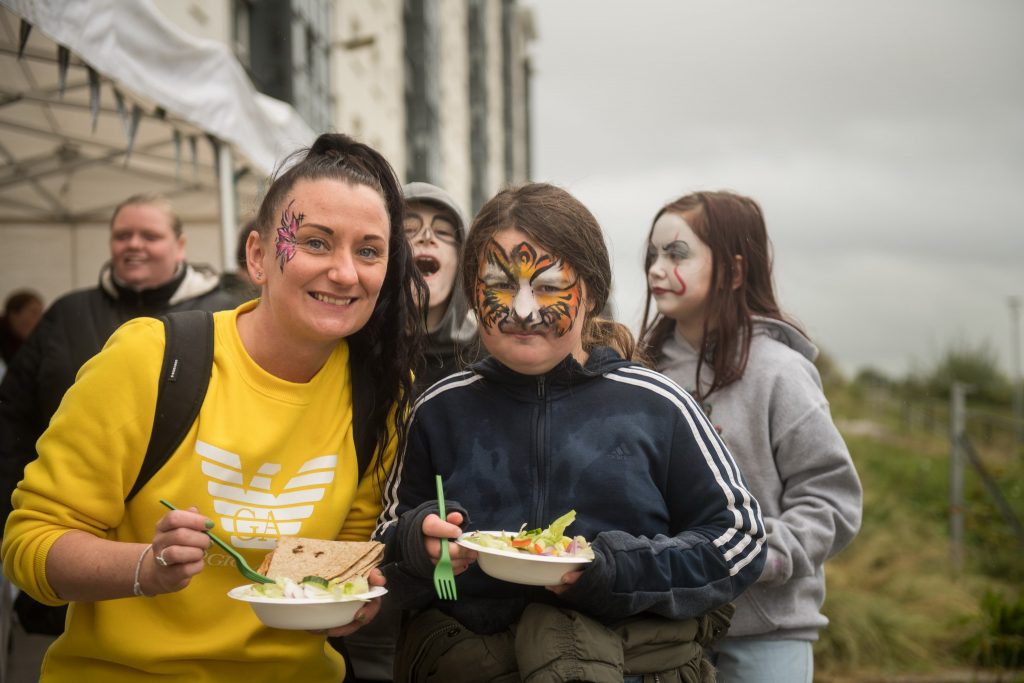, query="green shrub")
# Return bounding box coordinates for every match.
[958,590,1024,670]
[815,417,1022,678]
